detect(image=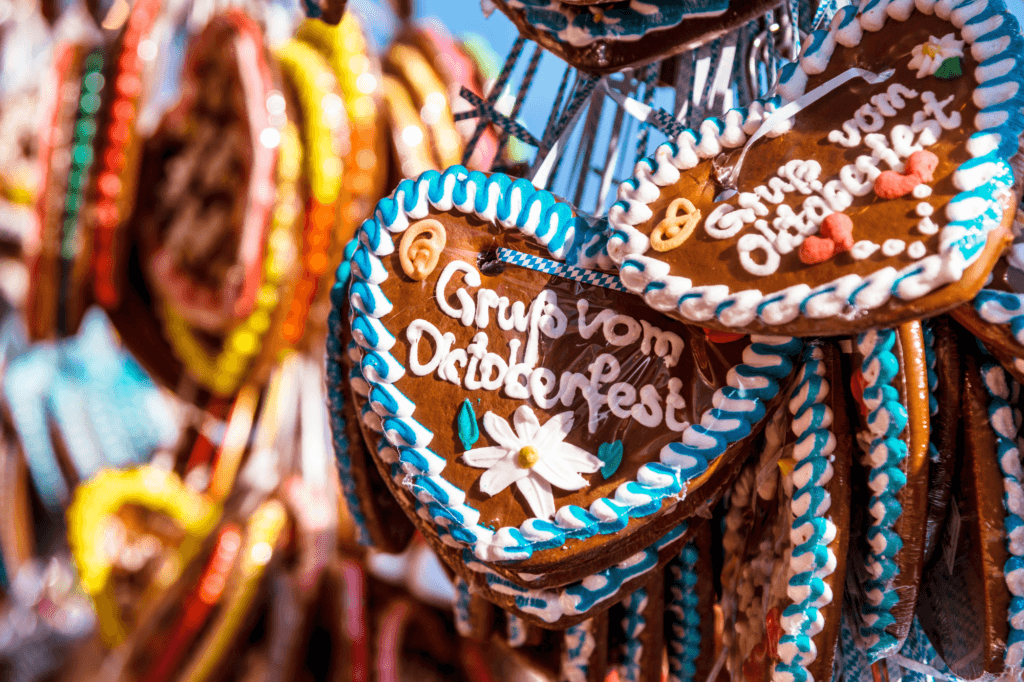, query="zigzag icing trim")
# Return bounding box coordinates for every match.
[453,577,474,637]
[620,586,648,682]
[667,541,701,682]
[978,358,1024,668]
[775,345,838,682]
[854,328,907,659]
[503,0,728,47]
[344,165,802,563]
[507,614,528,647]
[459,521,688,624]
[606,0,1024,330]
[561,620,597,682]
[326,241,372,546]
